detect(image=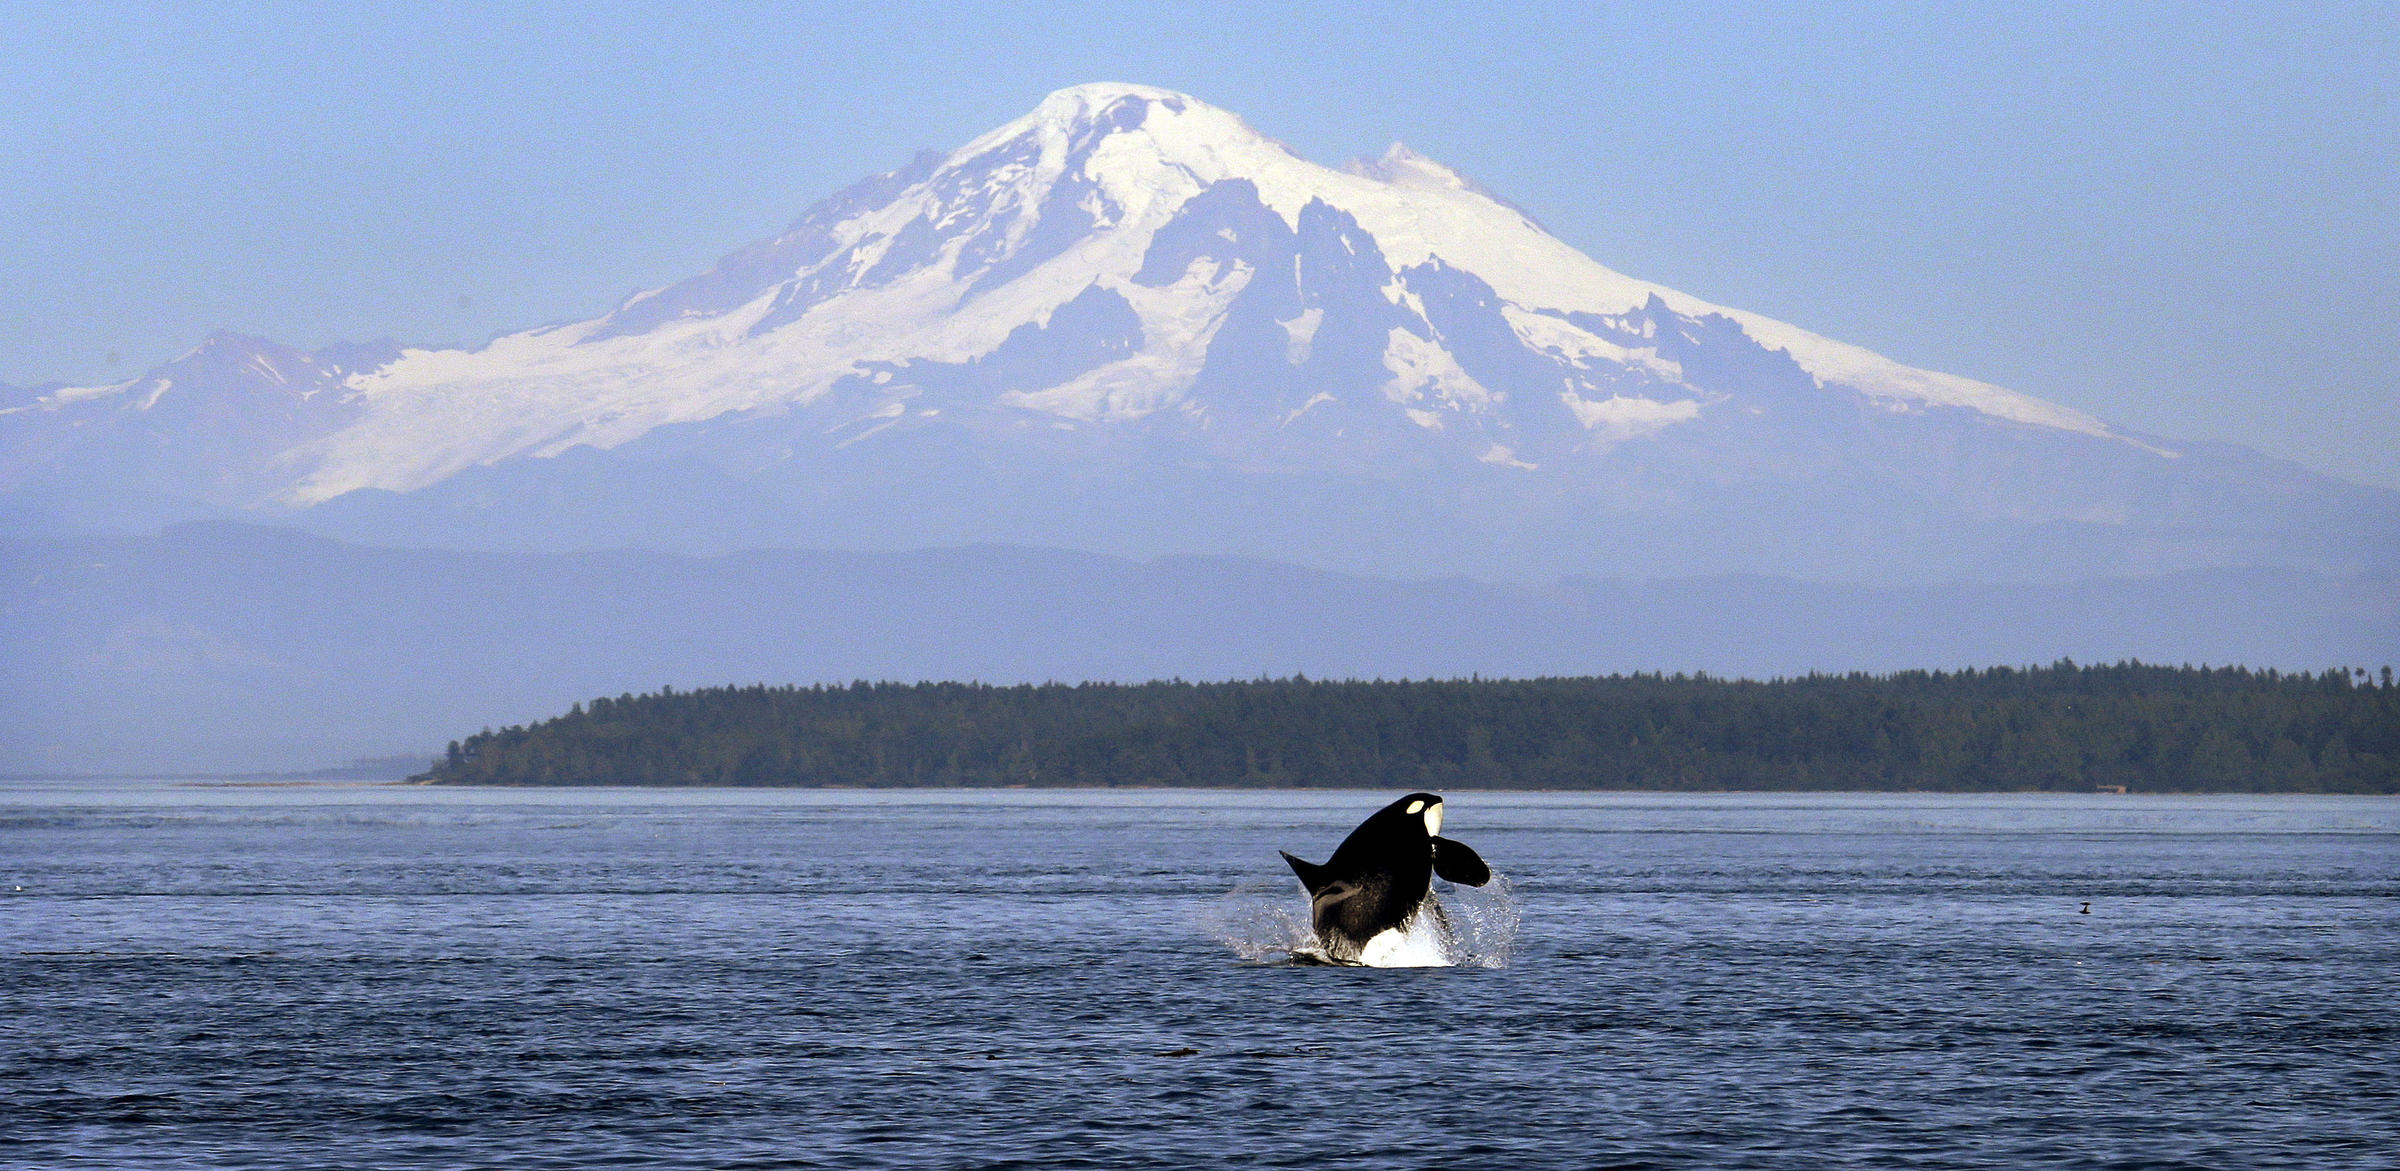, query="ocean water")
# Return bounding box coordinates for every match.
[3,784,2394,1169]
